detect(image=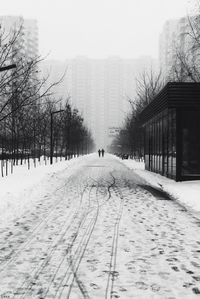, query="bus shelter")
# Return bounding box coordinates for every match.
[140,82,200,181]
